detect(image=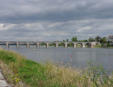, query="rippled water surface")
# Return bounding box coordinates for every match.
[2,46,113,72]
